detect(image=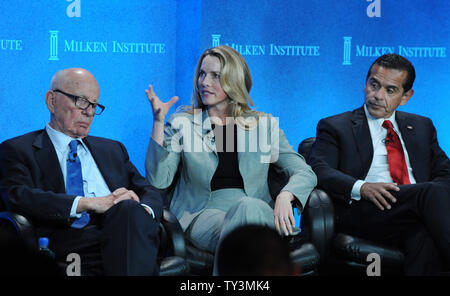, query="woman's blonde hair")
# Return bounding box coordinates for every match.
[180,45,261,126]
